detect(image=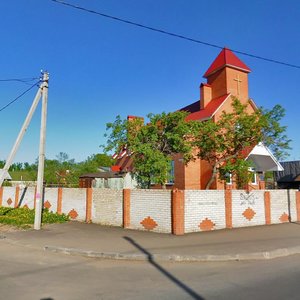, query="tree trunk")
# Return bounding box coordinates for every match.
[205,163,218,190]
